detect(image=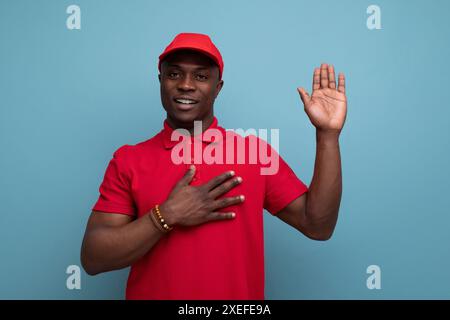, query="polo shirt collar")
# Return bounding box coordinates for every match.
[161,116,225,149]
